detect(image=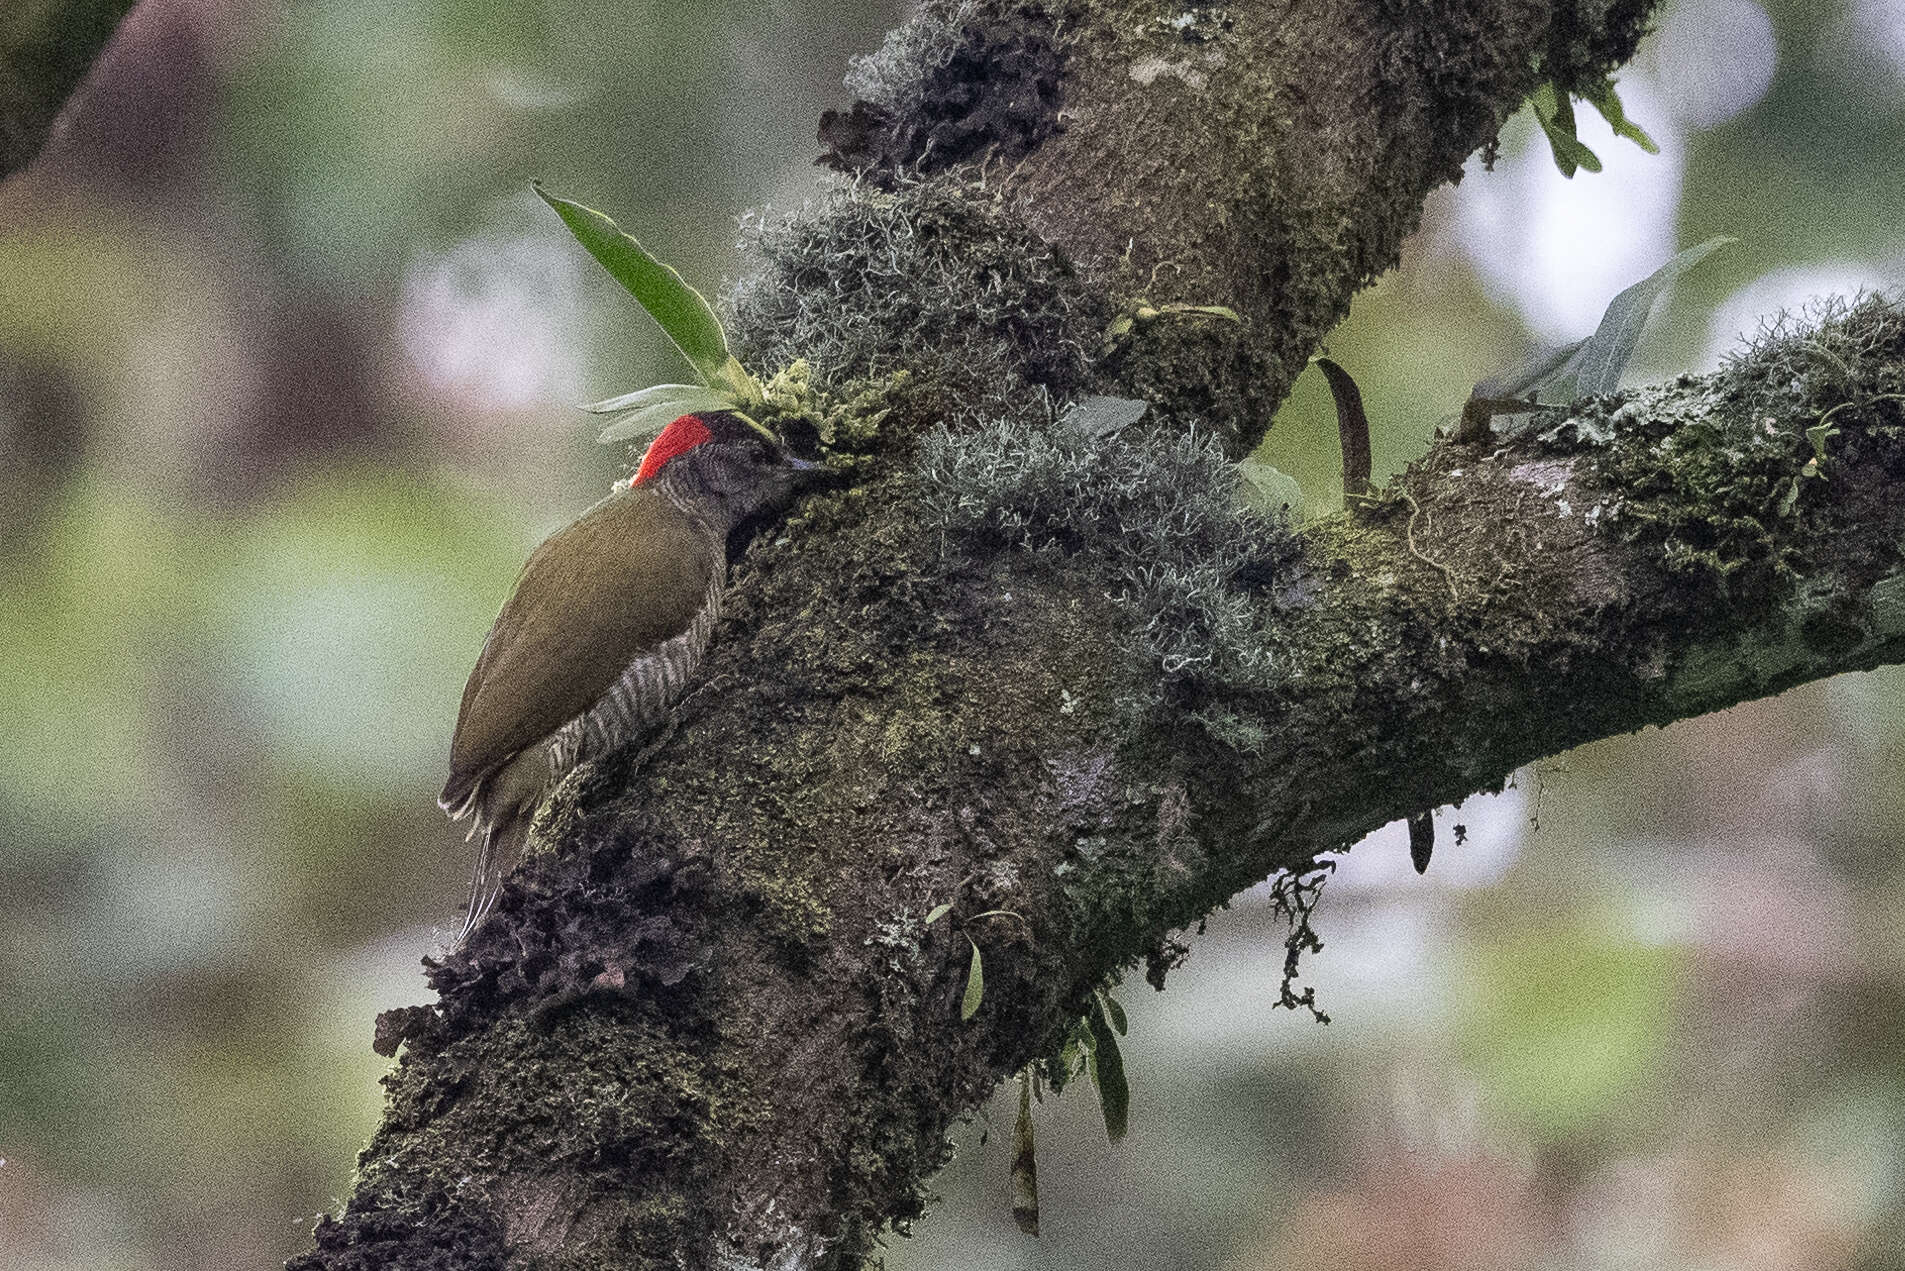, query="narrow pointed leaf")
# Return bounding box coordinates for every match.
[1100,991,1128,1036]
[961,940,985,1021]
[1086,997,1129,1141]
[582,383,728,416]
[597,399,722,445]
[1531,83,1602,177]
[535,183,735,388]
[1474,337,1589,402]
[924,903,952,925]
[1573,237,1735,397]
[1584,79,1660,154]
